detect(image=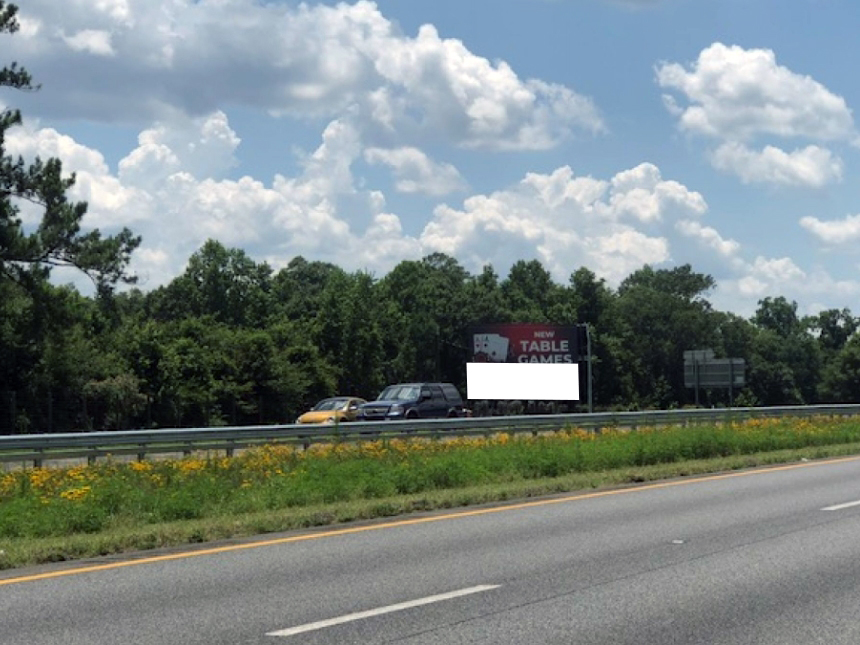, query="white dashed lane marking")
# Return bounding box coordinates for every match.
[266,584,500,637]
[821,499,860,511]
